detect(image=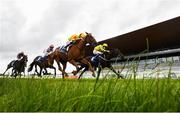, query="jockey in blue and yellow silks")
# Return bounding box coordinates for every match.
[91,43,110,65]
